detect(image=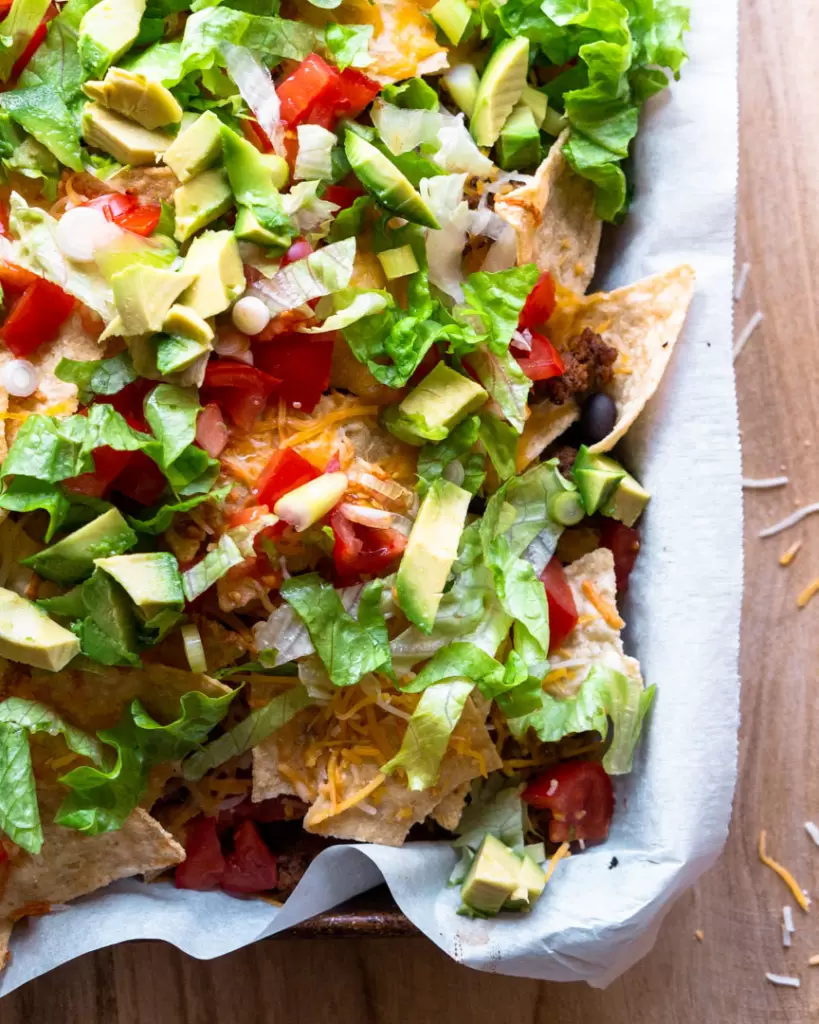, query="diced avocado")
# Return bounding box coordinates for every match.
[83,67,182,129]
[82,102,171,165]
[156,333,212,375]
[460,834,522,916]
[384,363,487,445]
[162,304,214,344]
[111,264,195,335]
[496,102,541,171]
[163,110,223,184]
[22,509,138,584]
[396,478,470,632]
[234,205,288,248]
[573,445,627,515]
[470,37,529,148]
[504,853,547,912]
[520,84,548,128]
[601,472,651,528]
[79,569,139,664]
[220,125,289,241]
[95,553,184,620]
[79,0,146,79]
[442,64,480,118]
[94,229,178,282]
[173,168,234,243]
[345,130,440,230]
[542,107,568,138]
[0,587,80,672]
[179,230,245,319]
[377,244,419,280]
[429,0,475,46]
